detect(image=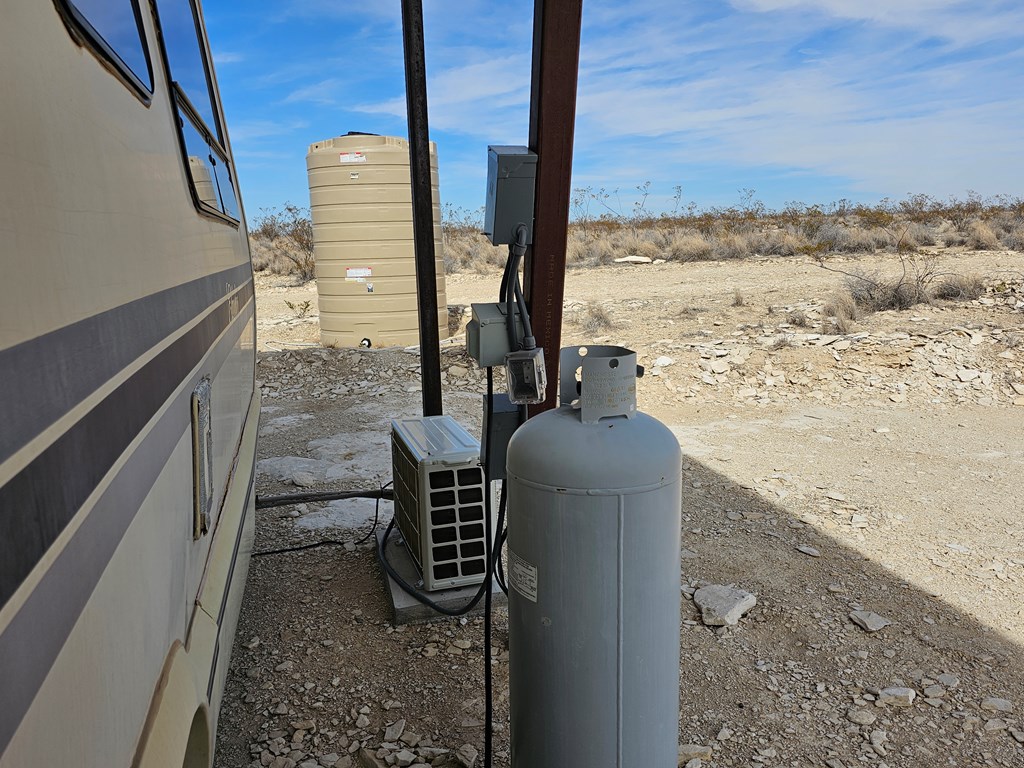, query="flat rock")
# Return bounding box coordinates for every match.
[383,719,406,742]
[981,697,1013,713]
[614,255,653,264]
[693,585,757,626]
[291,471,318,487]
[394,749,416,767]
[455,743,479,768]
[849,610,892,632]
[796,545,821,557]
[678,743,713,762]
[879,687,916,707]
[847,707,877,725]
